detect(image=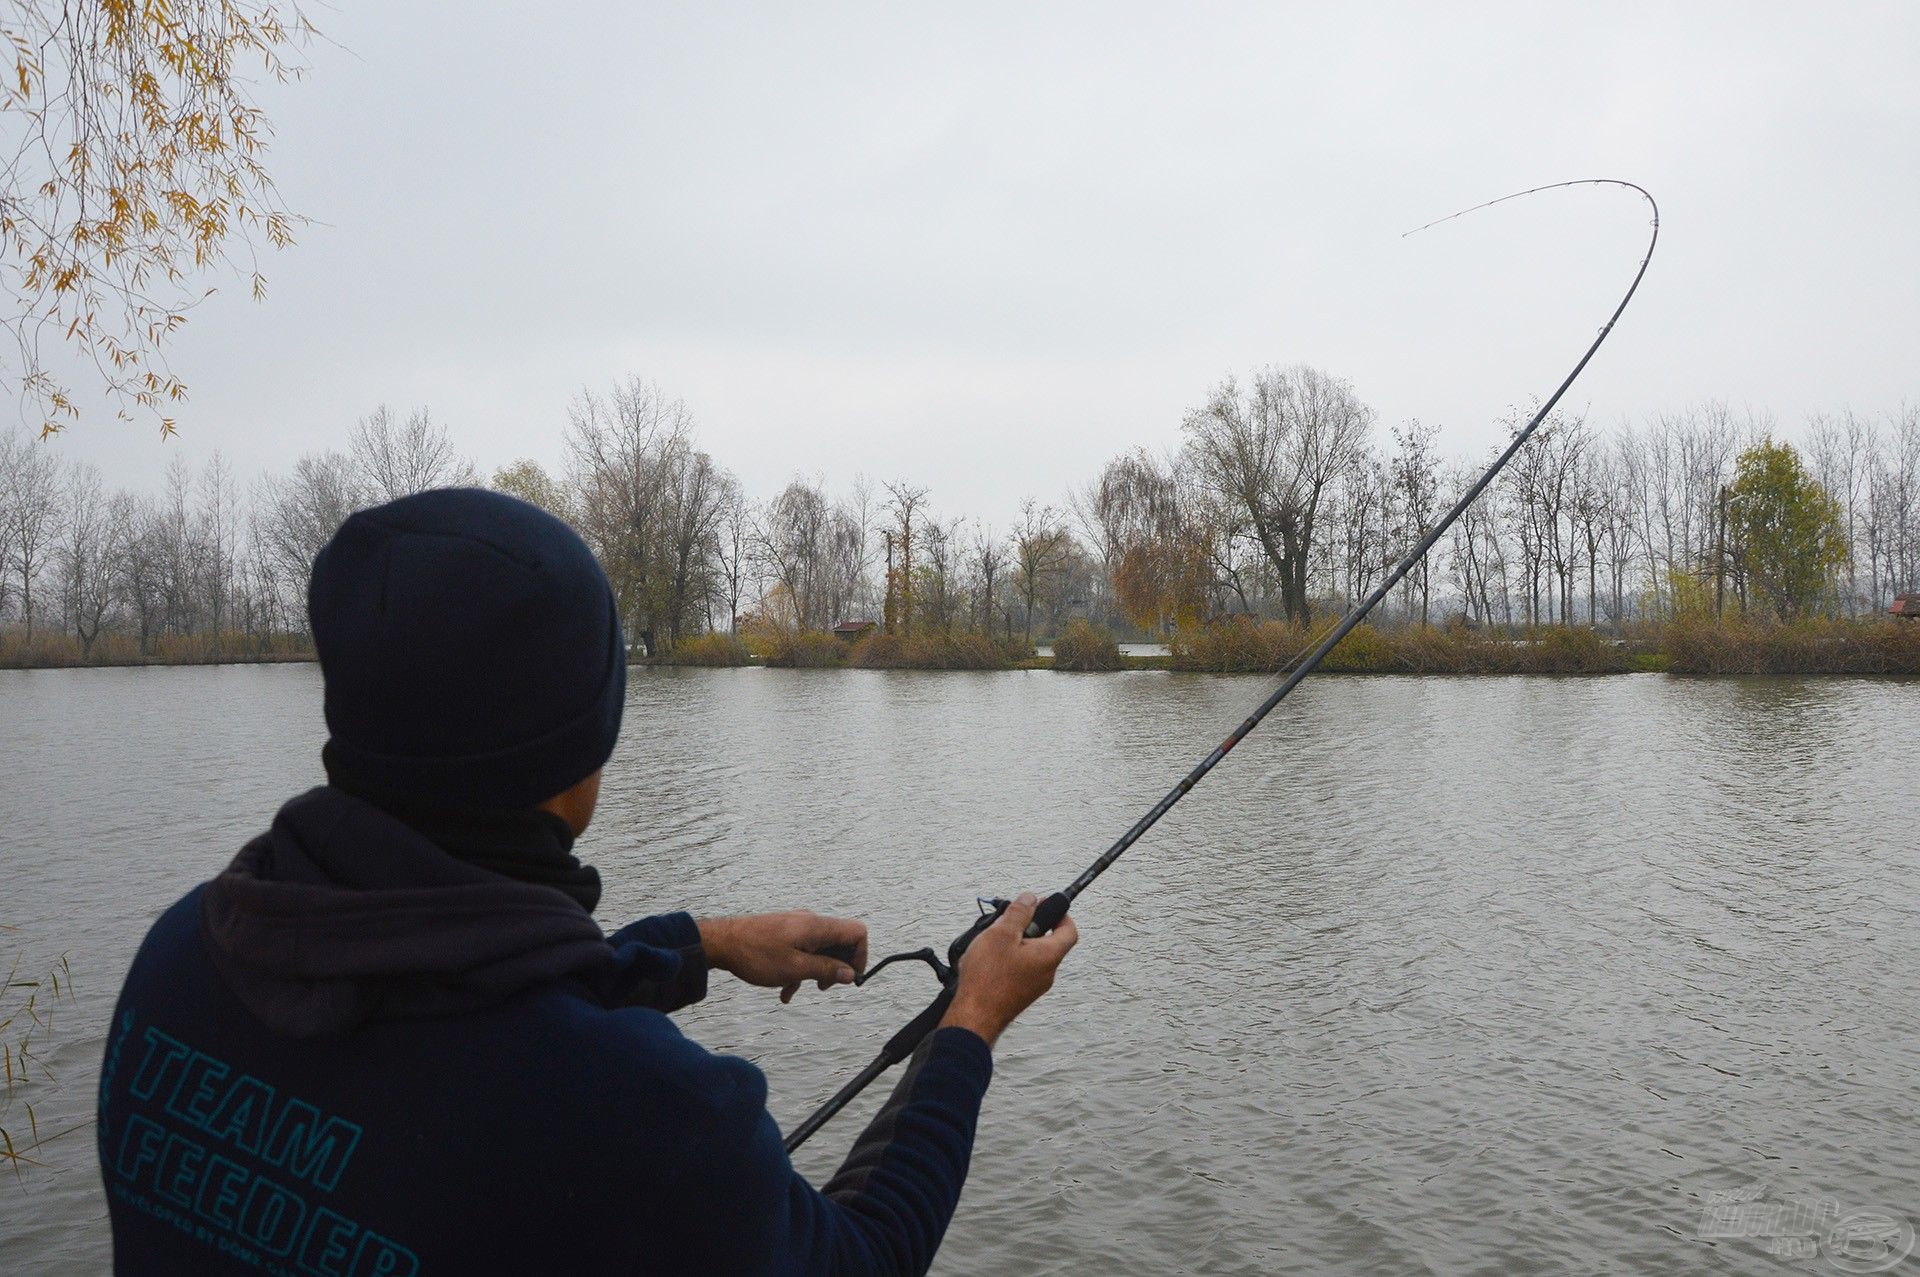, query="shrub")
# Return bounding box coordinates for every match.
[995,634,1037,664]
[1050,620,1124,671]
[667,631,752,667]
[1663,618,1920,675]
[763,629,846,668]
[1325,622,1396,671]
[1169,616,1299,672]
[0,630,311,669]
[1514,625,1628,674]
[848,631,1011,670]
[1170,618,1634,674]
